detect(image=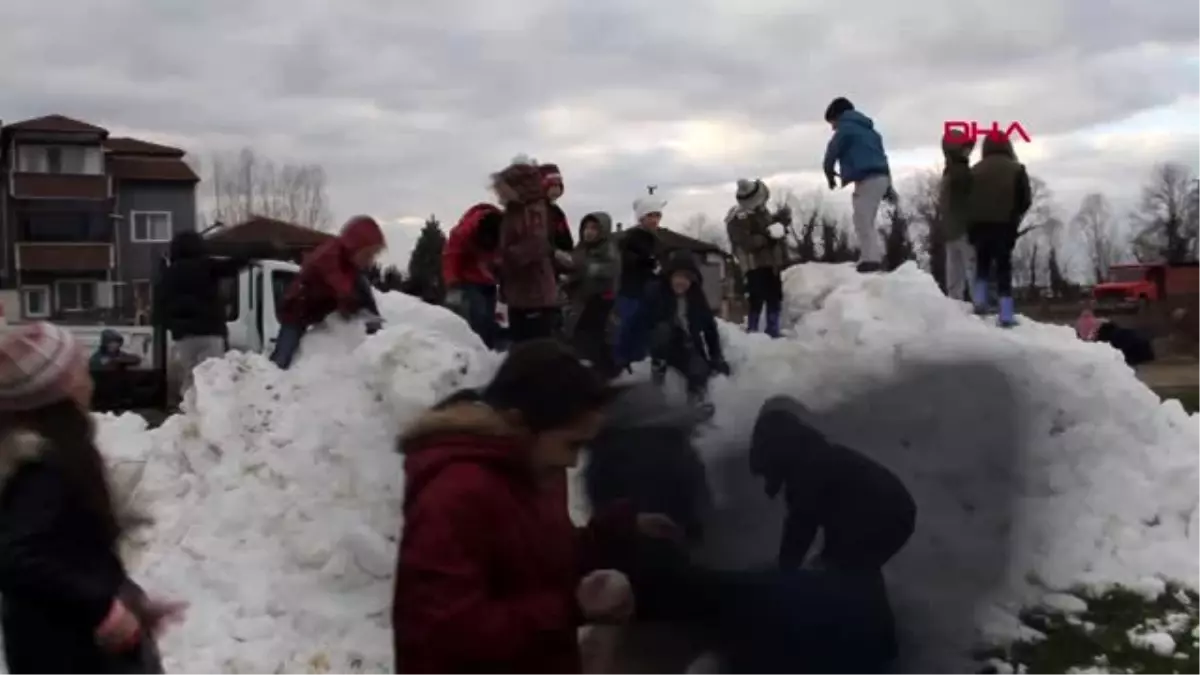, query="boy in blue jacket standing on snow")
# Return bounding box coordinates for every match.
[823,97,896,273]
